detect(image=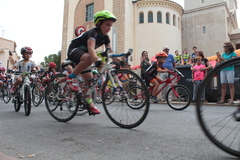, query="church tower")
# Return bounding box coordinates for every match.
[182,0,239,56]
